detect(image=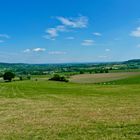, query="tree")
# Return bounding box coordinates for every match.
[50,74,60,81]
[99,69,104,73]
[105,69,109,73]
[3,71,15,82]
[49,74,68,82]
[80,70,84,74]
